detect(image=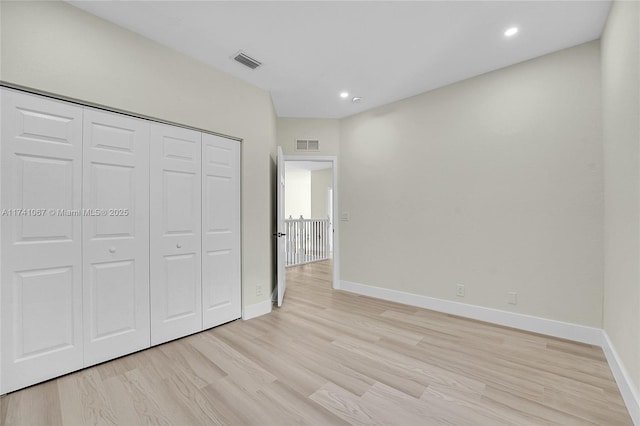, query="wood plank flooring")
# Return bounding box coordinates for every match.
[1,260,633,425]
